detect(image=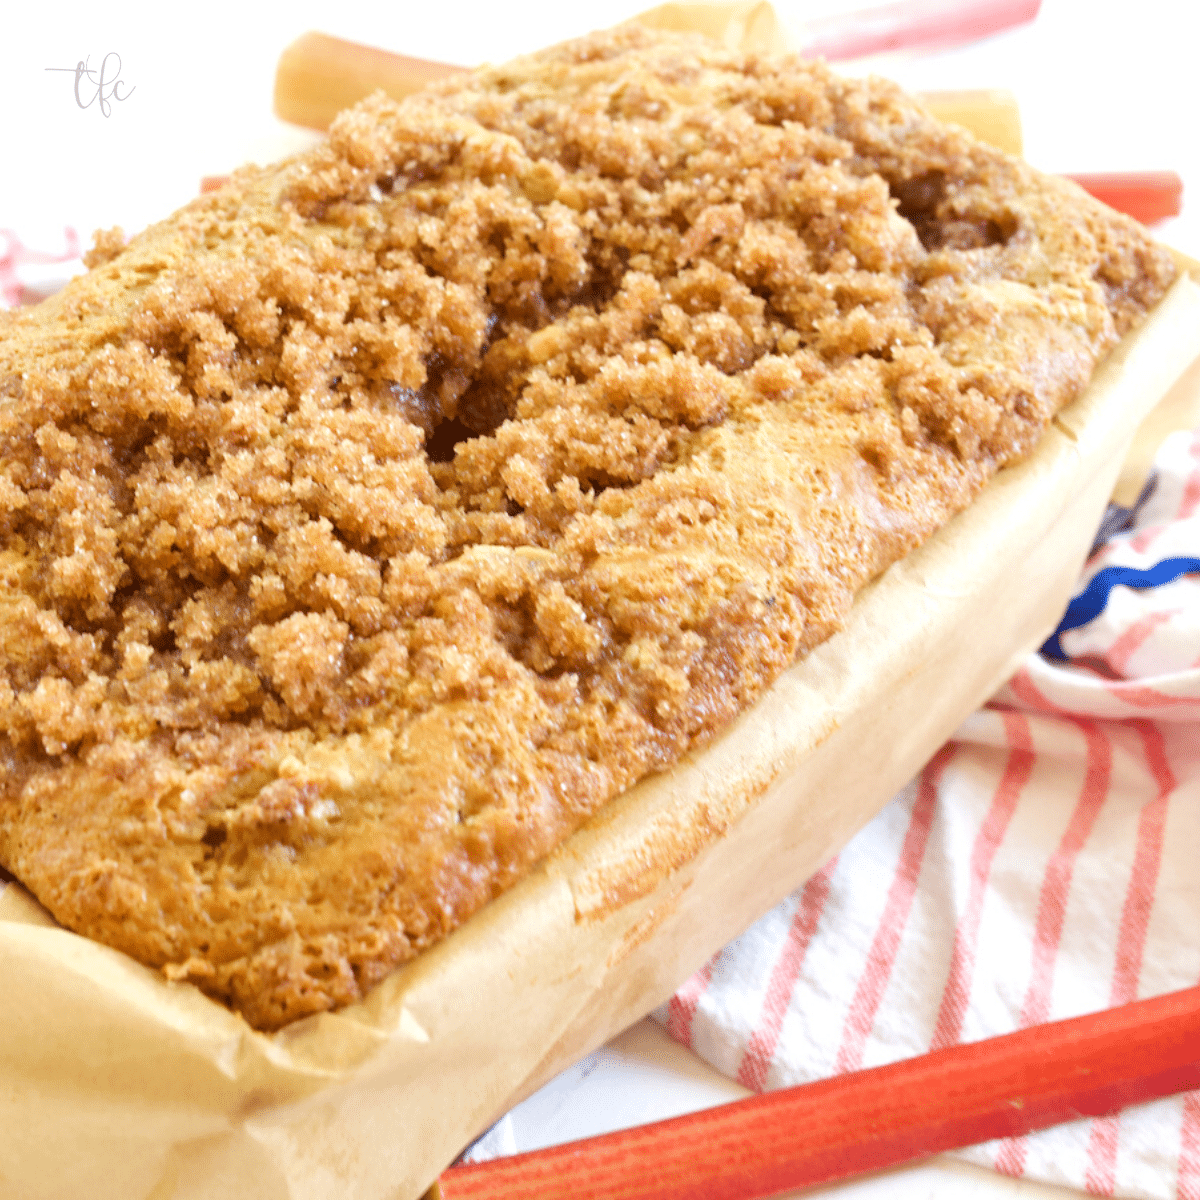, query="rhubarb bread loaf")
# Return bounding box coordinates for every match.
[0,26,1176,1029]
